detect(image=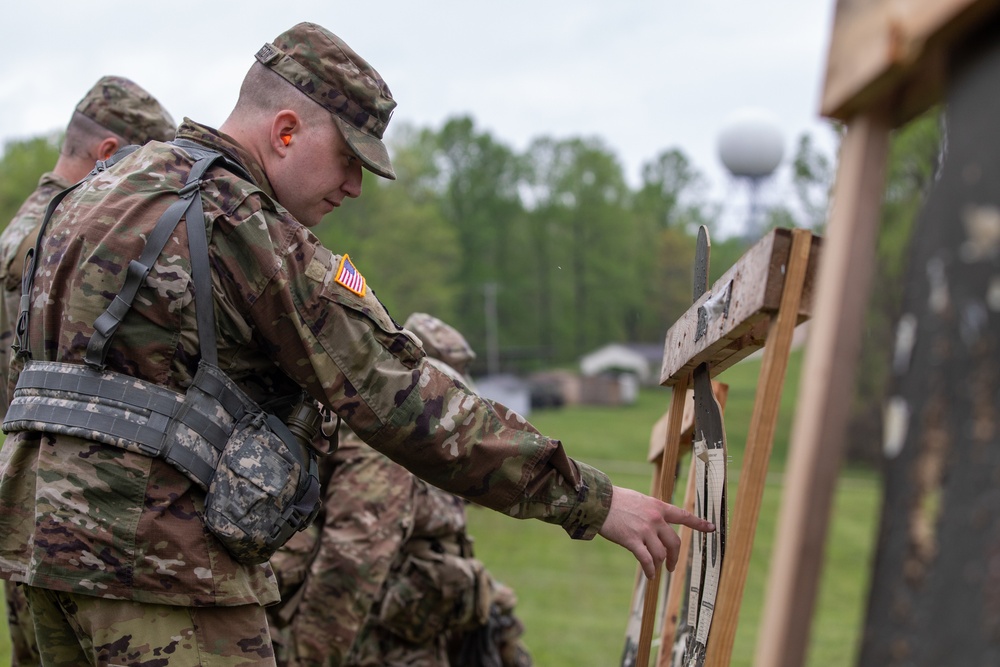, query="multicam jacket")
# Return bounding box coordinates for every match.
[0,171,74,415]
[0,119,613,607]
